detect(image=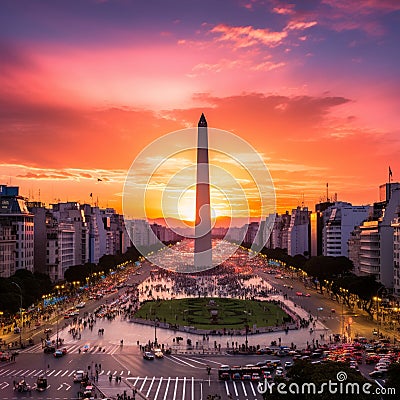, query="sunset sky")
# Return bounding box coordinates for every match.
[1,0,400,219]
